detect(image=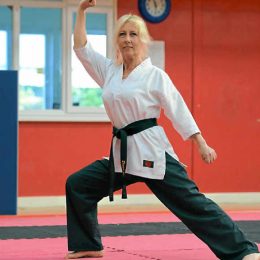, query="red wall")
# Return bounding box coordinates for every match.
[18,0,260,196]
[192,0,260,191]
